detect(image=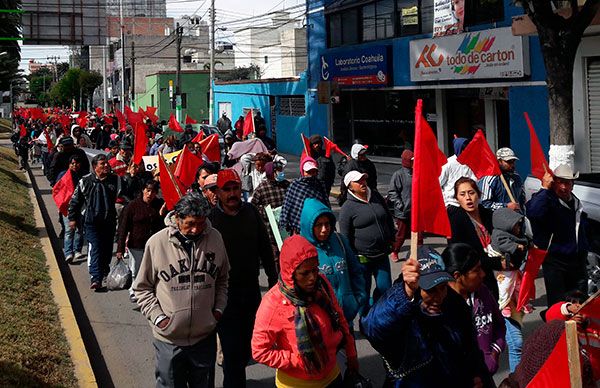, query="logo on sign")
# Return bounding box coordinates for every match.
[321,57,330,81]
[415,44,444,68]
